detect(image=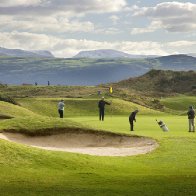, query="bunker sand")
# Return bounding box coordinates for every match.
[0,130,158,156]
